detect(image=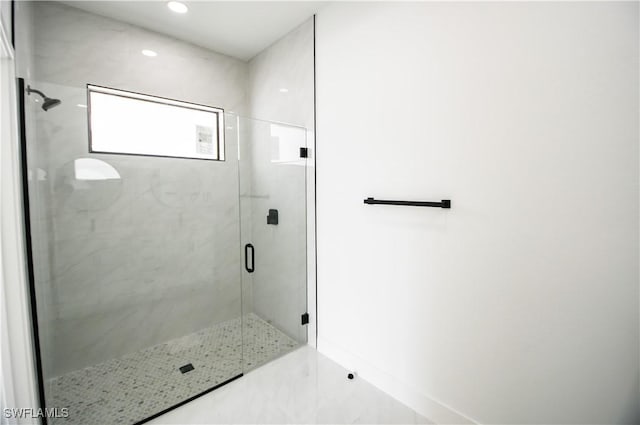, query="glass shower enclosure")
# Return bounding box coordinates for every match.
[21,79,308,424]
